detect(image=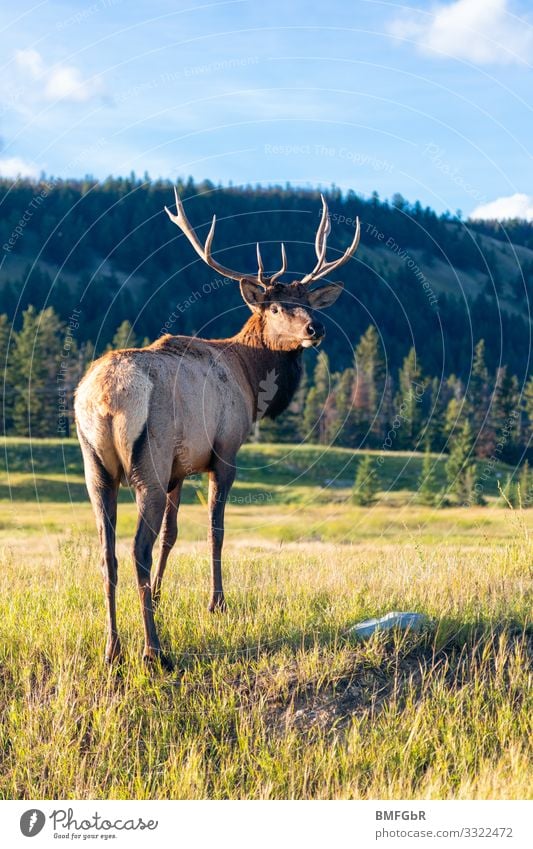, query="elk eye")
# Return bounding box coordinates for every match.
[270,304,279,314]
